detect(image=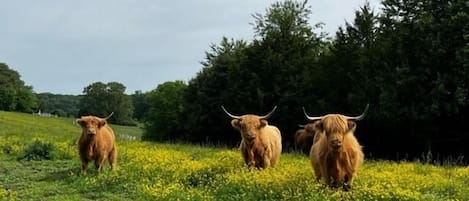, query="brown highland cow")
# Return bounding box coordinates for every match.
[222,106,282,169]
[294,122,323,155]
[303,105,368,191]
[76,112,117,174]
